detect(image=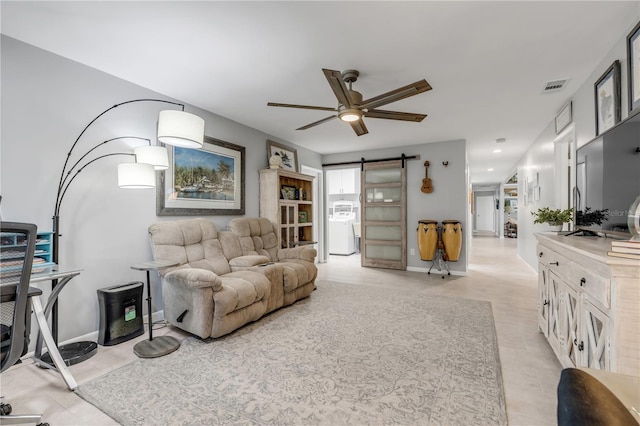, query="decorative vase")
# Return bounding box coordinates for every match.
[548,223,563,232]
[628,195,640,241]
[269,154,282,169]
